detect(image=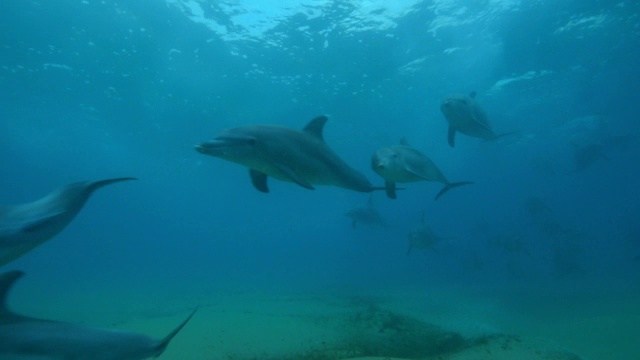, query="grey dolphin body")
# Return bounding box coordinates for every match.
[440,92,511,147]
[195,115,380,193]
[0,271,194,360]
[0,178,136,267]
[371,142,473,200]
